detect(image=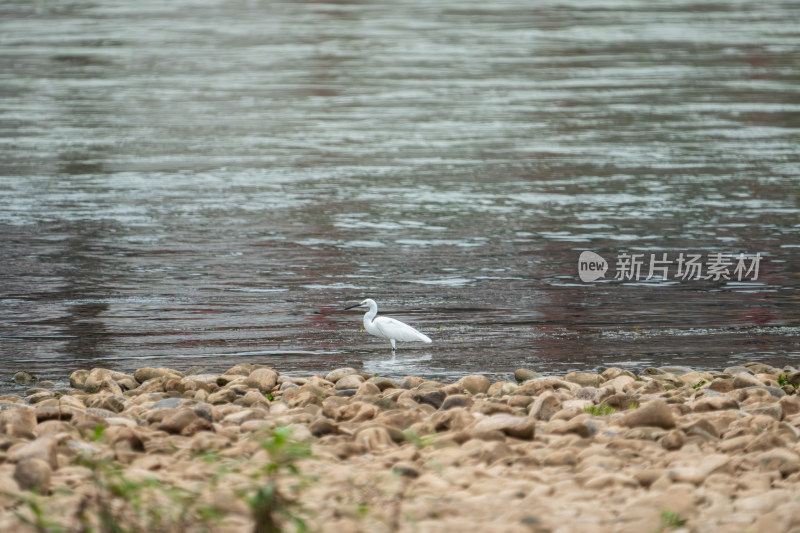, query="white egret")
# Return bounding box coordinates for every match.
[344,298,432,355]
